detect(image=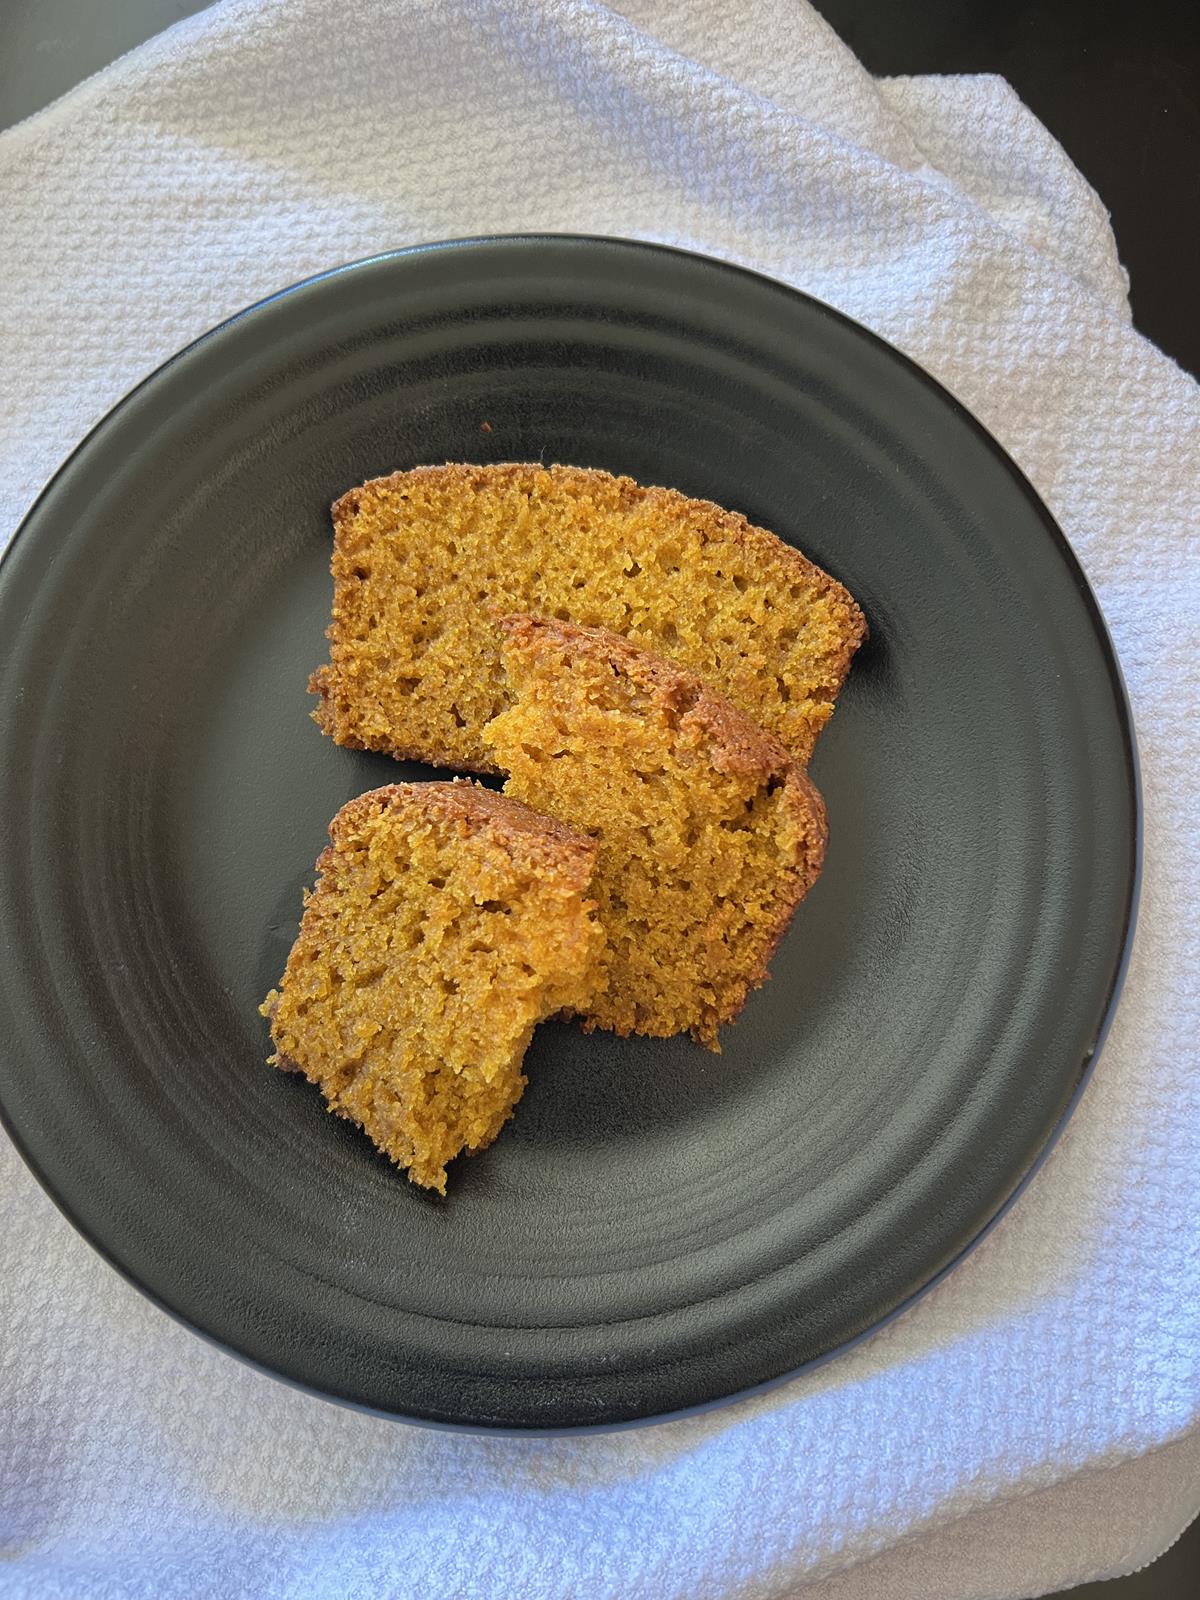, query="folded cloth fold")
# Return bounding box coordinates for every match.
[0,2,1196,1596]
